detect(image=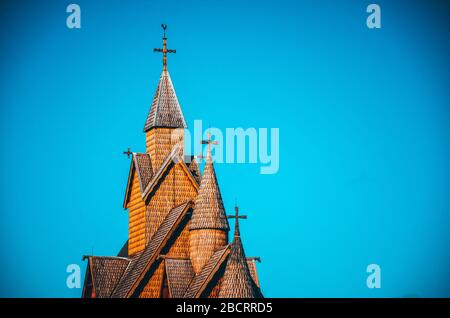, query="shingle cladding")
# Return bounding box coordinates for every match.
[165,259,195,298]
[184,245,230,298]
[83,34,264,298]
[124,147,199,205]
[88,257,130,298]
[111,201,192,298]
[190,157,229,231]
[134,153,153,190]
[246,259,260,288]
[218,236,261,298]
[143,70,187,131]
